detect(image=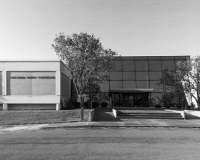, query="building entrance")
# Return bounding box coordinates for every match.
[113,93,150,107]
